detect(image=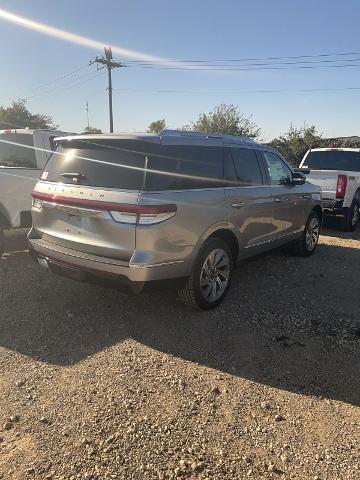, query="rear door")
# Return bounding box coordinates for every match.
[32,137,158,261]
[224,146,276,251]
[261,151,303,238]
